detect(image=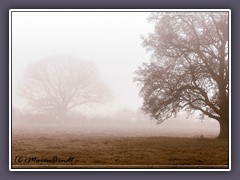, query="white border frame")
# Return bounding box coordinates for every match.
[9,9,231,171]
